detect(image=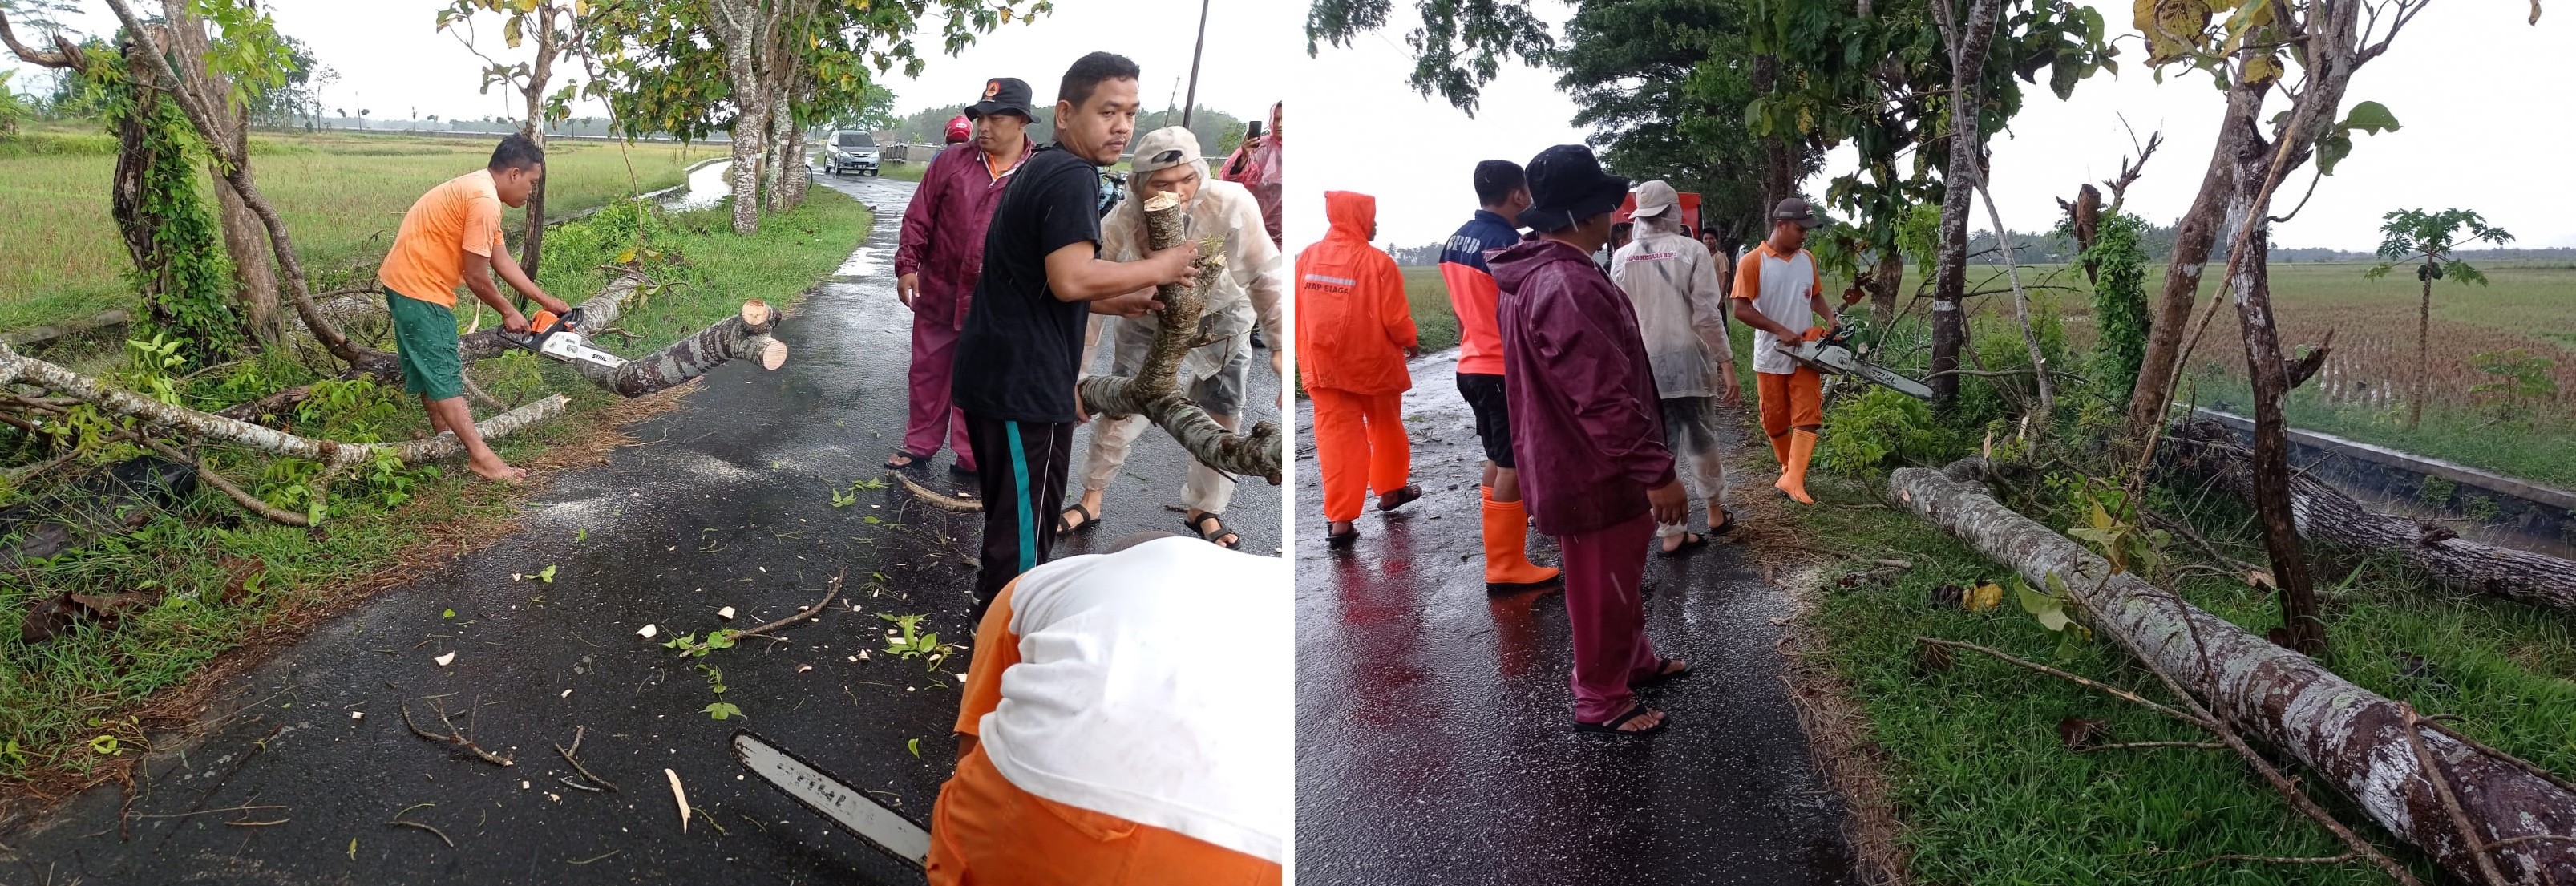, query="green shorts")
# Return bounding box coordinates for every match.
[384,289,465,401]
